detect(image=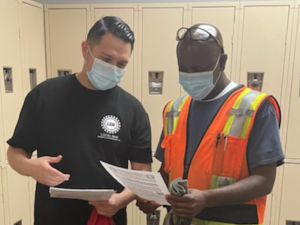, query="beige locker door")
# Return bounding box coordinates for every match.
[4,166,31,225]
[285,3,300,159]
[92,7,139,225]
[279,5,300,223]
[21,0,47,95]
[139,5,186,225]
[45,5,89,77]
[237,4,291,102]
[278,164,300,224]
[0,169,6,225]
[140,5,185,156]
[0,86,4,164]
[0,0,3,166]
[0,0,24,159]
[28,169,36,224]
[237,4,292,225]
[92,5,137,95]
[0,102,4,164]
[190,3,238,81]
